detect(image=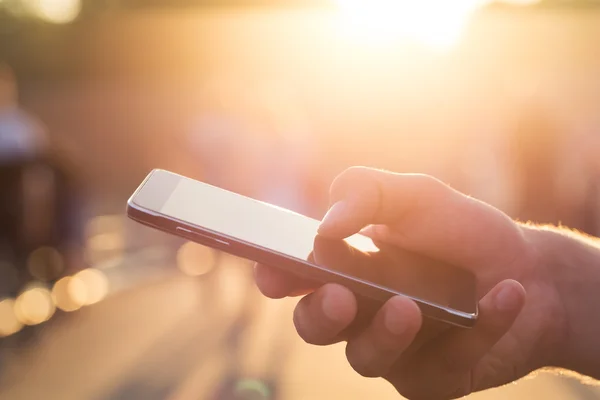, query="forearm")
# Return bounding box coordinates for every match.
[529,225,600,378]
